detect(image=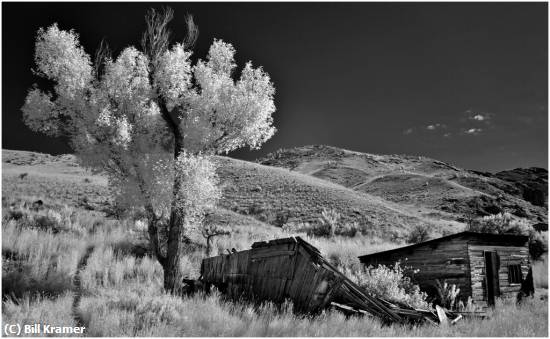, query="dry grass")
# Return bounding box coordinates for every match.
[5,288,547,337]
[3,200,547,337]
